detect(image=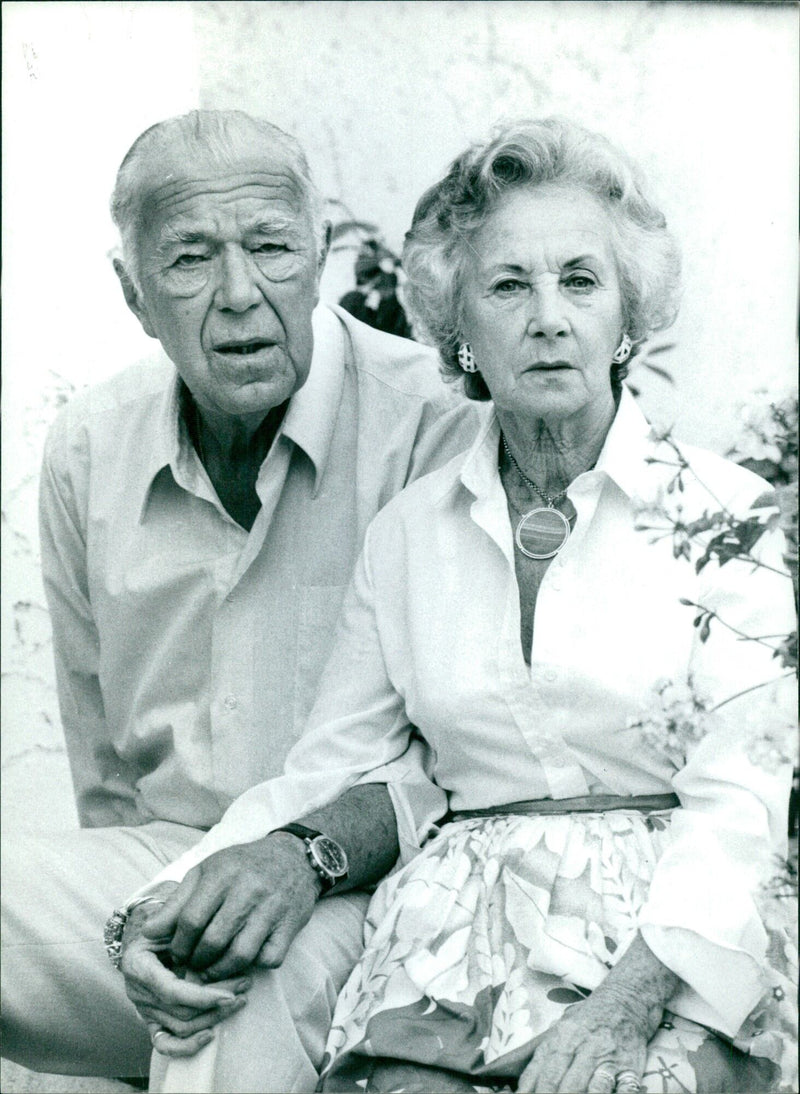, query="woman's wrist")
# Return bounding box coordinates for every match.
[594,933,679,1036]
